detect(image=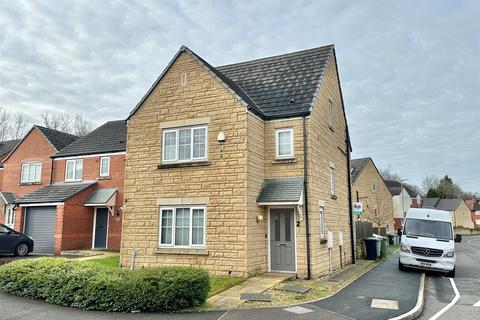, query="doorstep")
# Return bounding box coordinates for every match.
[207,272,294,310]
